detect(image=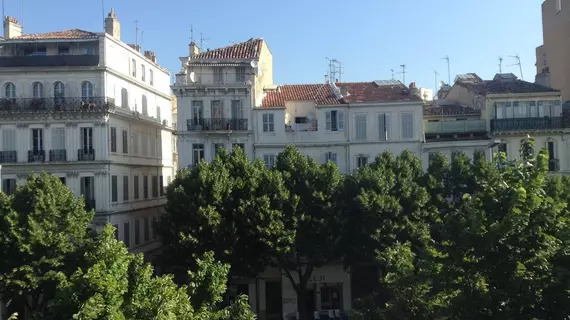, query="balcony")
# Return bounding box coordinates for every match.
[78,148,95,161]
[424,119,486,134]
[0,97,115,116]
[28,150,46,163]
[0,54,100,68]
[0,151,17,163]
[491,117,564,132]
[49,149,67,162]
[286,120,318,132]
[186,118,248,131]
